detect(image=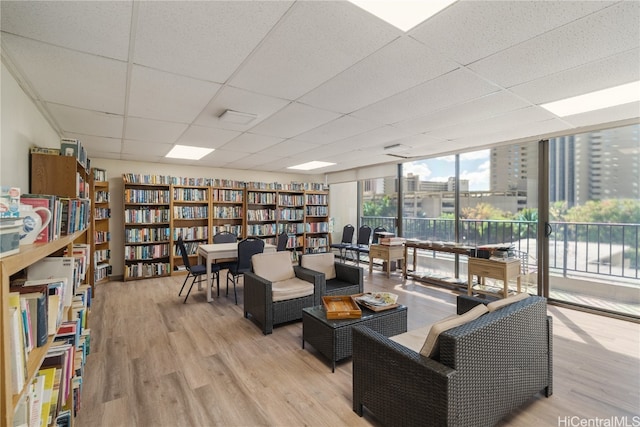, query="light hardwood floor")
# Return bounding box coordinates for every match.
[76,267,640,427]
